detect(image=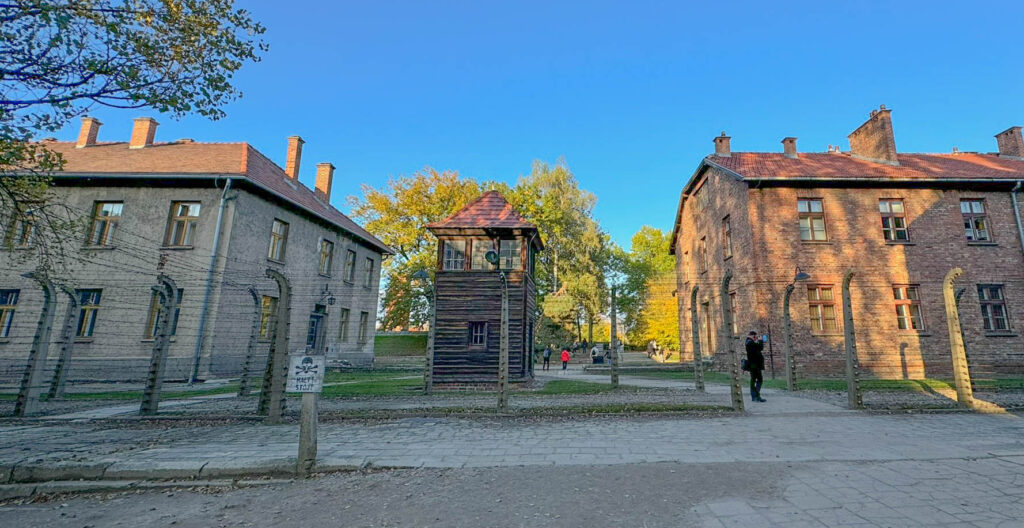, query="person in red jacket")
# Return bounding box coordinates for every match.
[560,348,570,370]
